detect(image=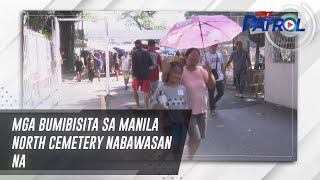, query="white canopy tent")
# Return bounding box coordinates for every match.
[86,29,168,51]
